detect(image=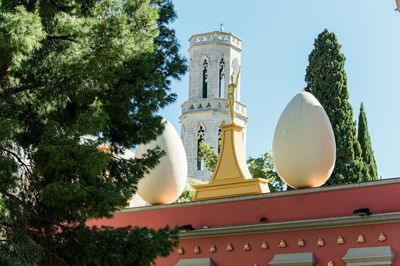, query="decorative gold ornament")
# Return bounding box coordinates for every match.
[357,234,365,243]
[328,261,334,266]
[243,243,251,251]
[261,241,268,250]
[378,233,386,242]
[178,247,184,255]
[226,243,233,252]
[193,246,200,254]
[225,66,241,123]
[209,245,216,253]
[337,236,344,245]
[279,240,286,248]
[317,238,325,247]
[298,238,305,247]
